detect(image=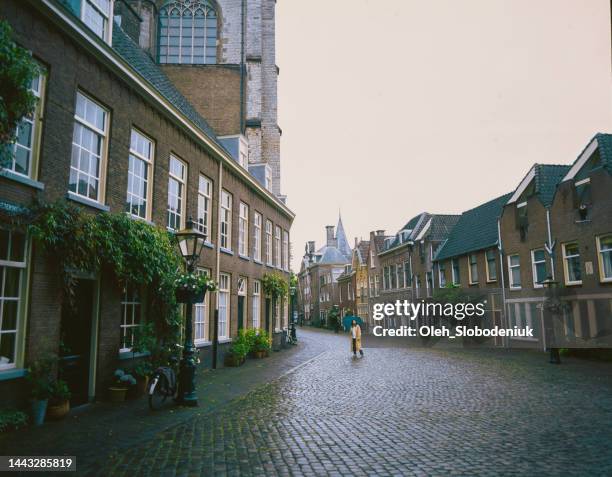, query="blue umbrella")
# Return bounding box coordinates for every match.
[342,315,364,331]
